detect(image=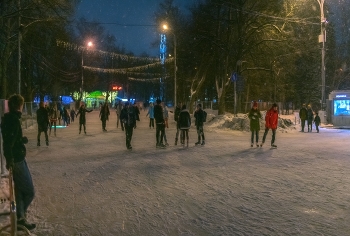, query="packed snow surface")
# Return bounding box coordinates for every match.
[0,109,349,235]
